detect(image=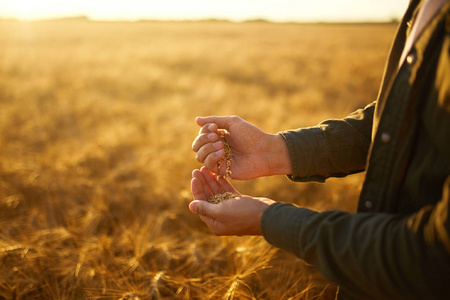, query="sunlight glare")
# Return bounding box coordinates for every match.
[0,0,409,22]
